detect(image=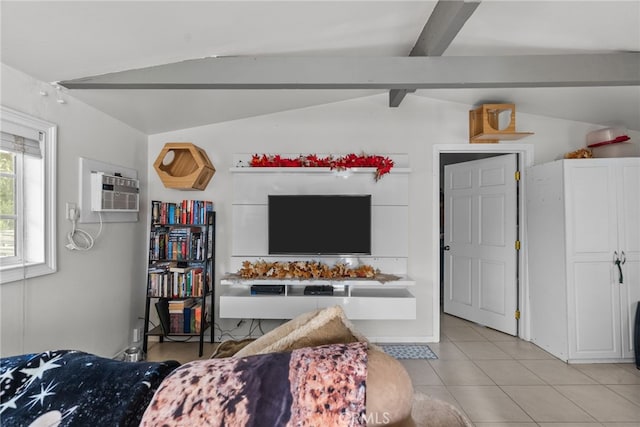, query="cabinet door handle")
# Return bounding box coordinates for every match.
[614,253,624,285]
[620,251,626,265]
